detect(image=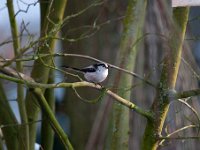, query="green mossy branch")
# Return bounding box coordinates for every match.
[0,53,155,87]
[32,88,73,150]
[25,0,67,149]
[141,7,189,150]
[41,69,55,150]
[0,70,152,119]
[175,89,200,99]
[111,0,147,149]
[0,82,19,150]
[7,0,28,149]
